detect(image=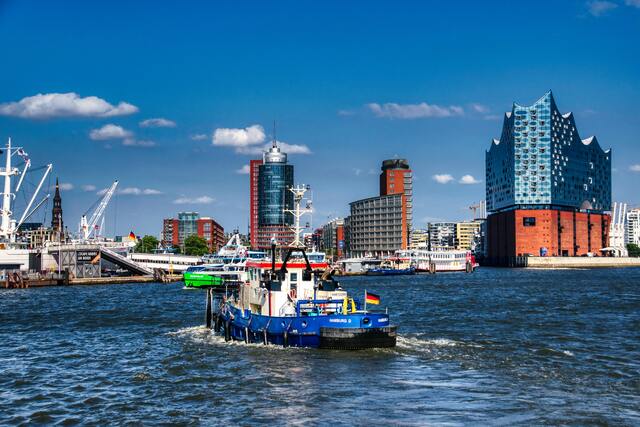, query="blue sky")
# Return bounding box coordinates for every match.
[0,0,639,237]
